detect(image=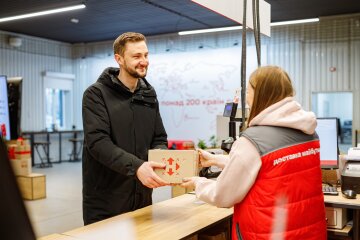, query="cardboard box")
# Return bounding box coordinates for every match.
[16,173,46,200]
[321,169,338,186]
[149,150,199,183]
[172,185,194,198]
[10,158,32,176]
[14,145,31,159]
